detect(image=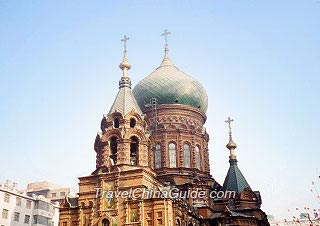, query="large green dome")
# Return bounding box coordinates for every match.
[132,55,208,112]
